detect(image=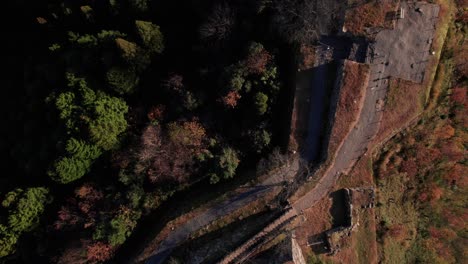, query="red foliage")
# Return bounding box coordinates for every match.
[75,184,103,201]
[451,87,466,105]
[418,192,428,202]
[440,140,464,162]
[444,164,463,185]
[400,158,418,178]
[54,184,102,230]
[221,90,241,108]
[86,242,114,263]
[55,206,80,230]
[147,105,165,122]
[430,185,443,202]
[244,49,271,74]
[415,145,441,167]
[164,74,184,93]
